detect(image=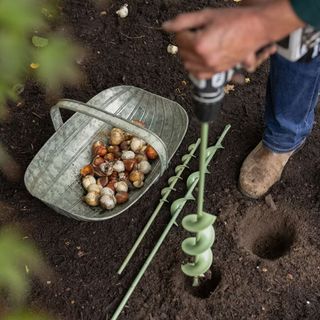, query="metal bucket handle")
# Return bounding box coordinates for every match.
[50,99,168,174]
